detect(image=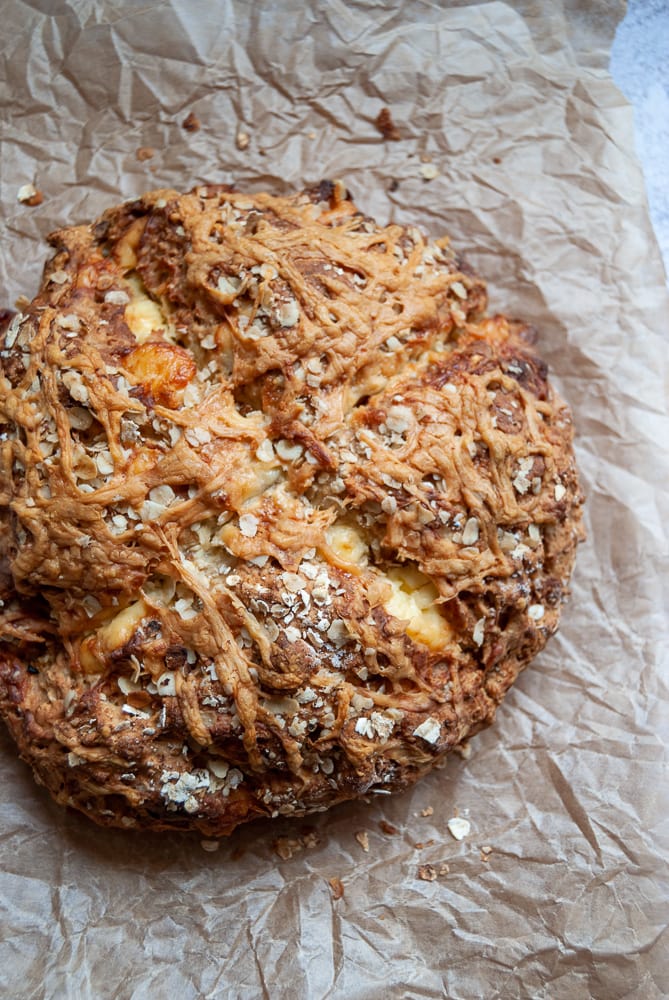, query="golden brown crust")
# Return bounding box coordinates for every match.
[0,183,584,835]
